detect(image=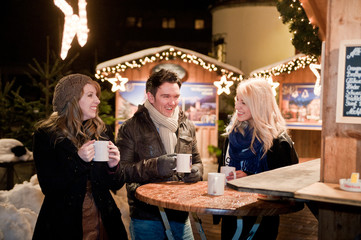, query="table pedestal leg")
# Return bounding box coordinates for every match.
[191,212,207,240]
[246,216,262,239]
[233,216,262,240]
[232,217,244,240]
[158,207,175,240]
